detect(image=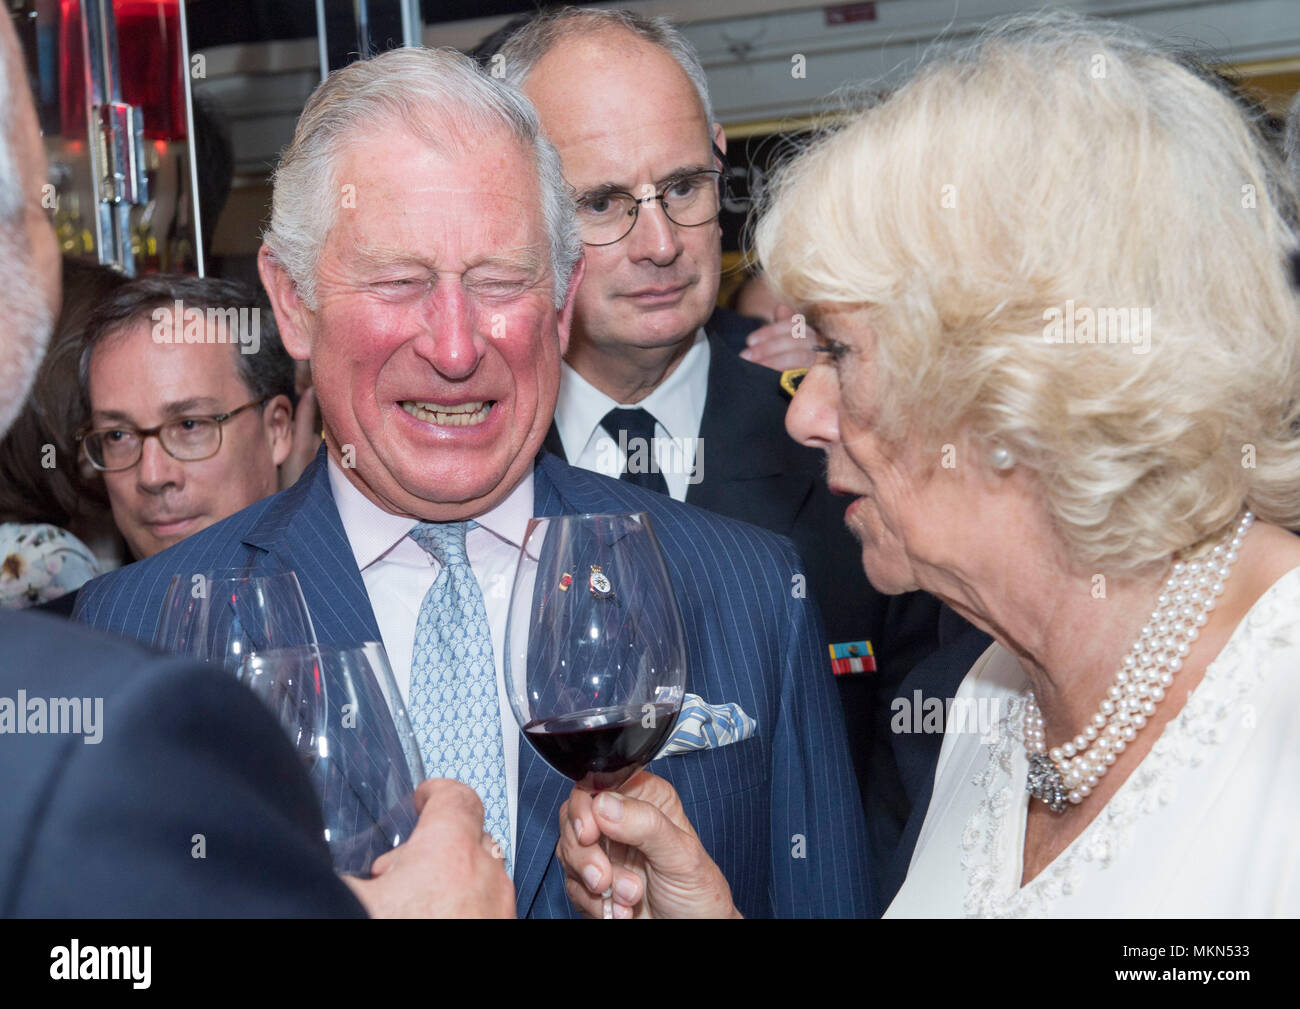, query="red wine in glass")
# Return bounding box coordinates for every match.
[523,701,679,792]
[505,514,688,917]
